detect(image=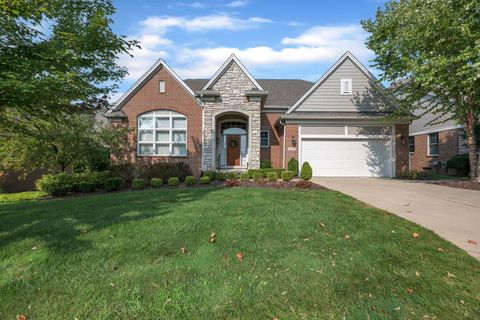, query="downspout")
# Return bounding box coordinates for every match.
[279,118,286,169]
